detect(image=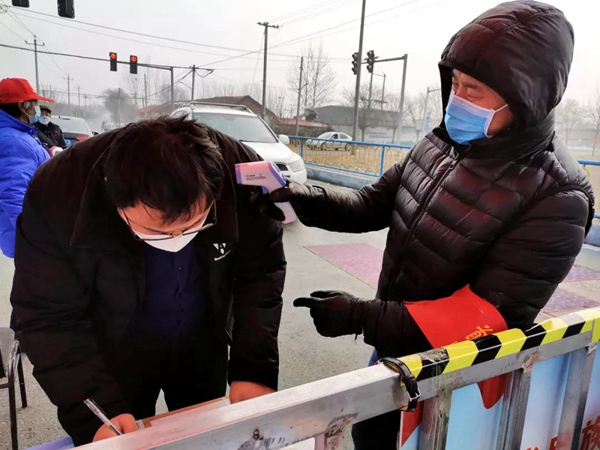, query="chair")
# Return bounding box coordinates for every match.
[0,327,28,450]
